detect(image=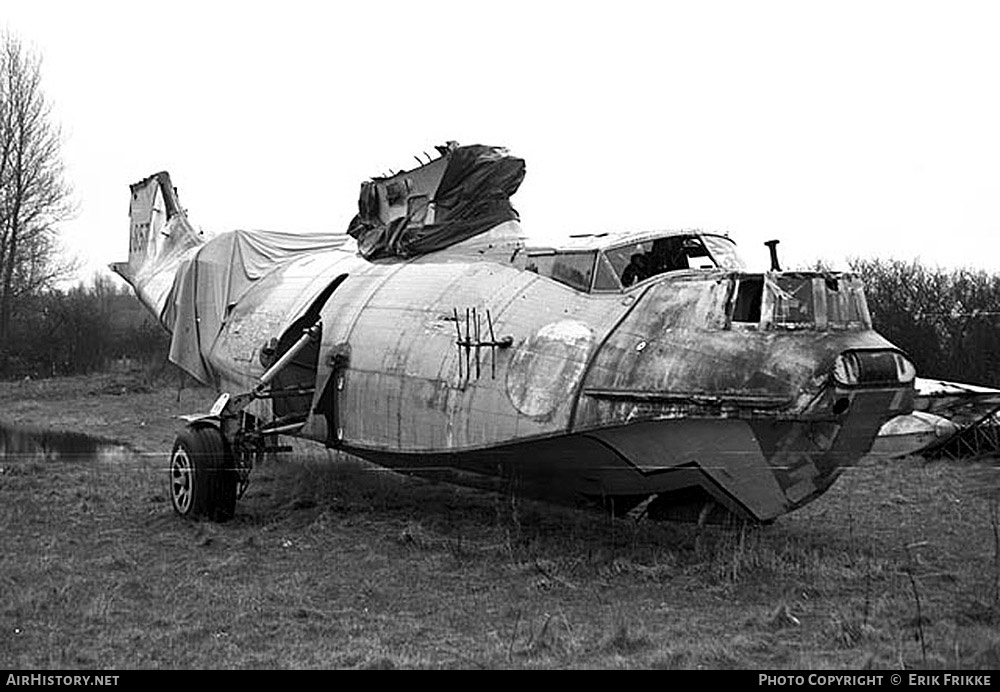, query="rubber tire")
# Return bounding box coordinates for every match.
[169,425,237,522]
